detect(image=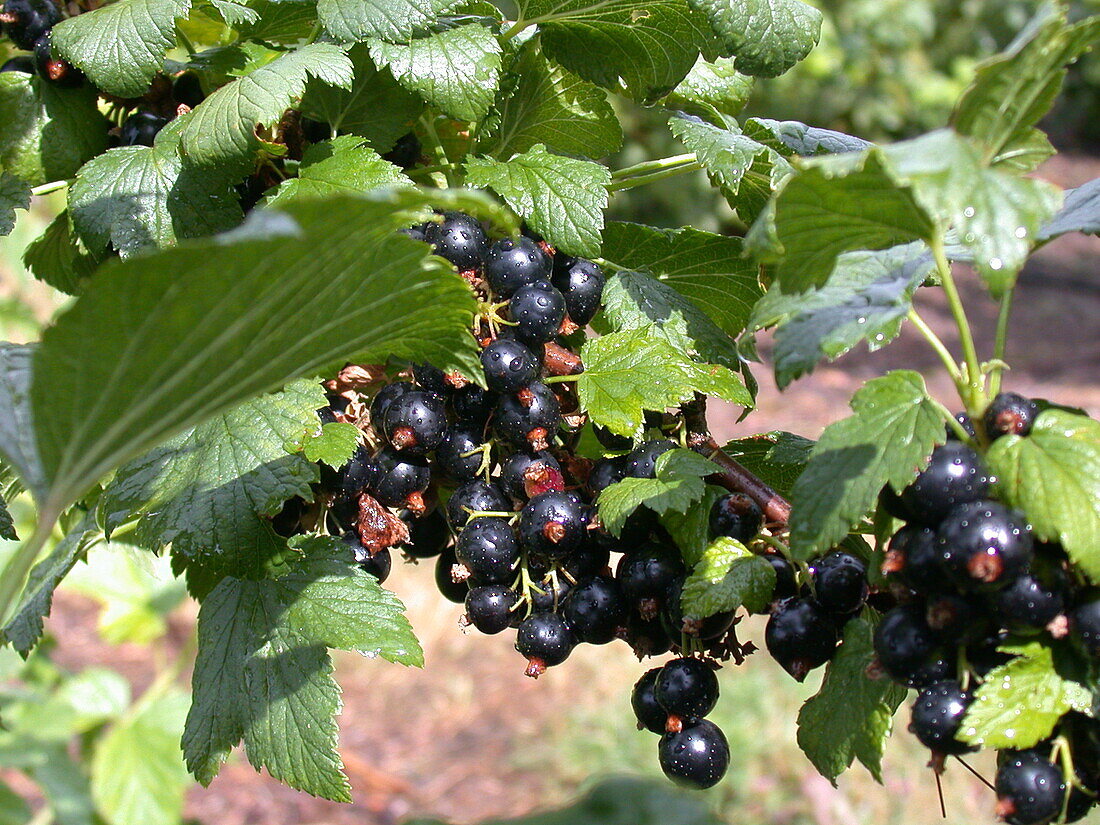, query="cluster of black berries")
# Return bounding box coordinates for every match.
[1,0,81,87]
